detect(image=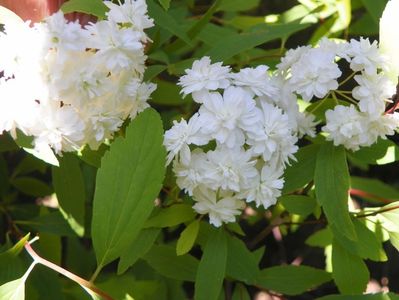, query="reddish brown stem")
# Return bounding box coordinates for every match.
[24,242,114,300]
[350,188,393,204]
